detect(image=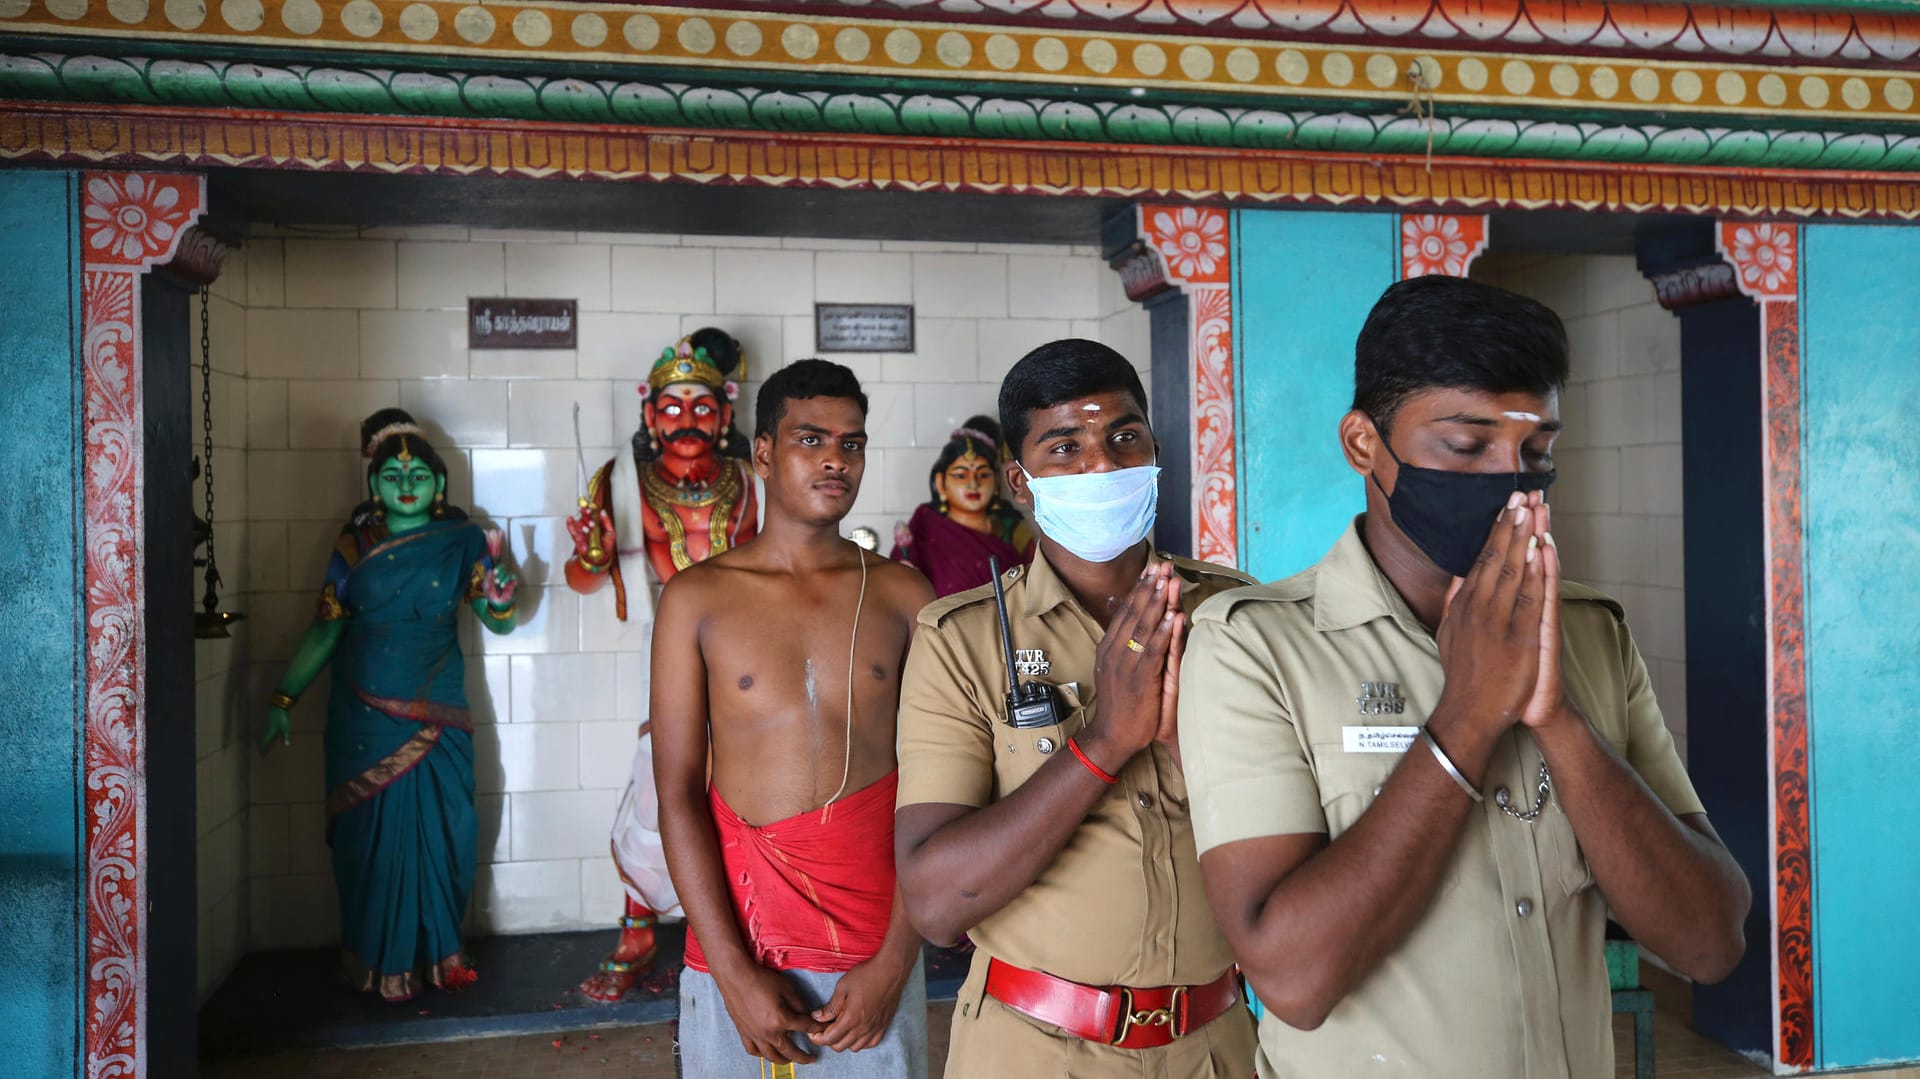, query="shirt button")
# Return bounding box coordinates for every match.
[1136,792,1154,809]
[1516,897,1534,919]
[1371,786,1382,798]
[1036,737,1056,754]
